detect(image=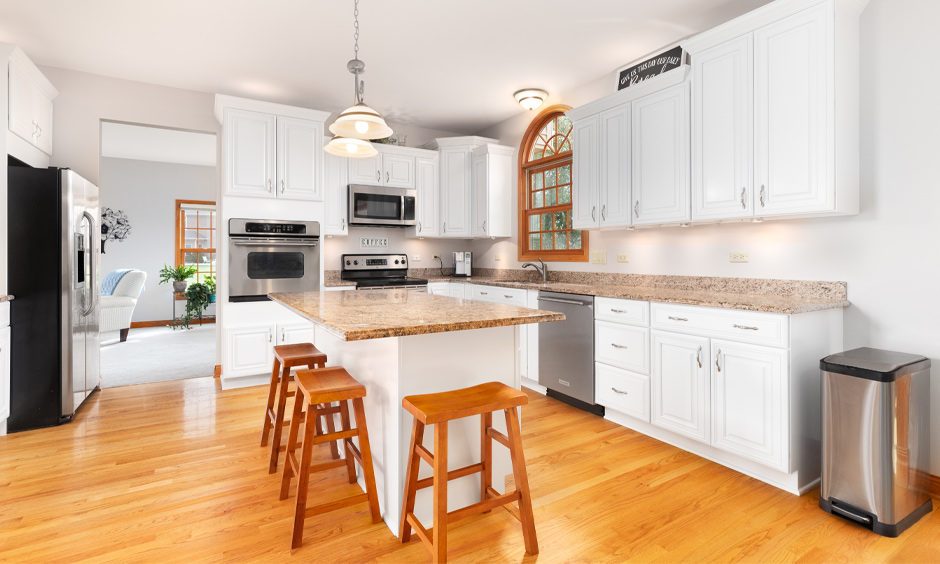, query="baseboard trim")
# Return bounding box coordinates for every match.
[130,319,216,328]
